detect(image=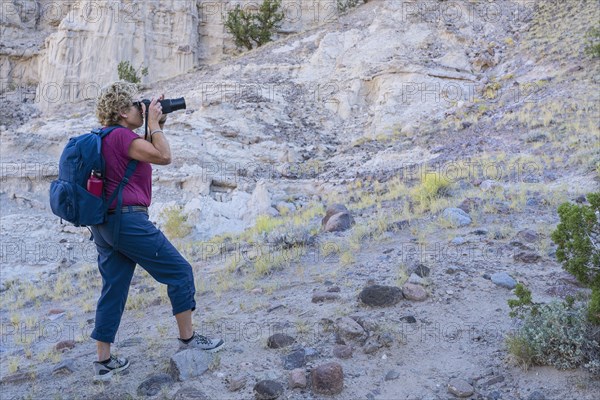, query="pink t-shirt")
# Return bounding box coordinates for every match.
[102,127,152,209]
